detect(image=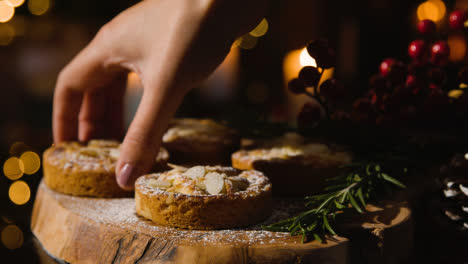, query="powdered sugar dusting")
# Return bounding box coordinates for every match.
[42,182,305,246]
[136,167,271,198]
